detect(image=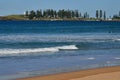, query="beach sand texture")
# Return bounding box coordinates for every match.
[71,71,120,80]
[18,66,120,80]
